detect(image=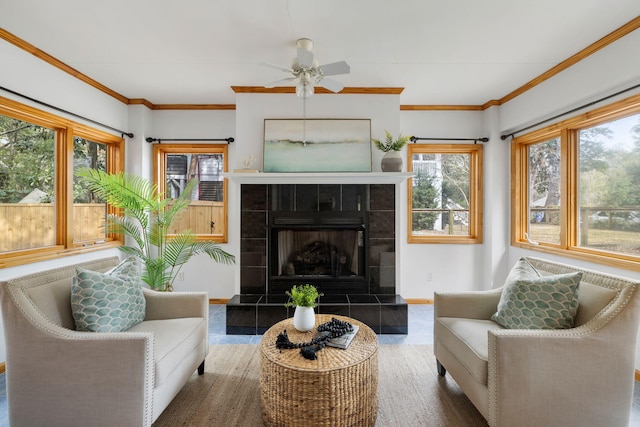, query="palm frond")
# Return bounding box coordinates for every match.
[118,245,146,259]
[163,233,198,268]
[147,216,163,247]
[194,241,236,265]
[142,257,171,291]
[162,179,198,230]
[77,168,157,229]
[105,215,146,253]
